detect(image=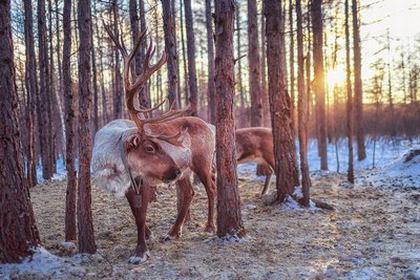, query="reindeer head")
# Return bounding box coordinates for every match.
[104,25,190,186]
[123,127,191,185]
